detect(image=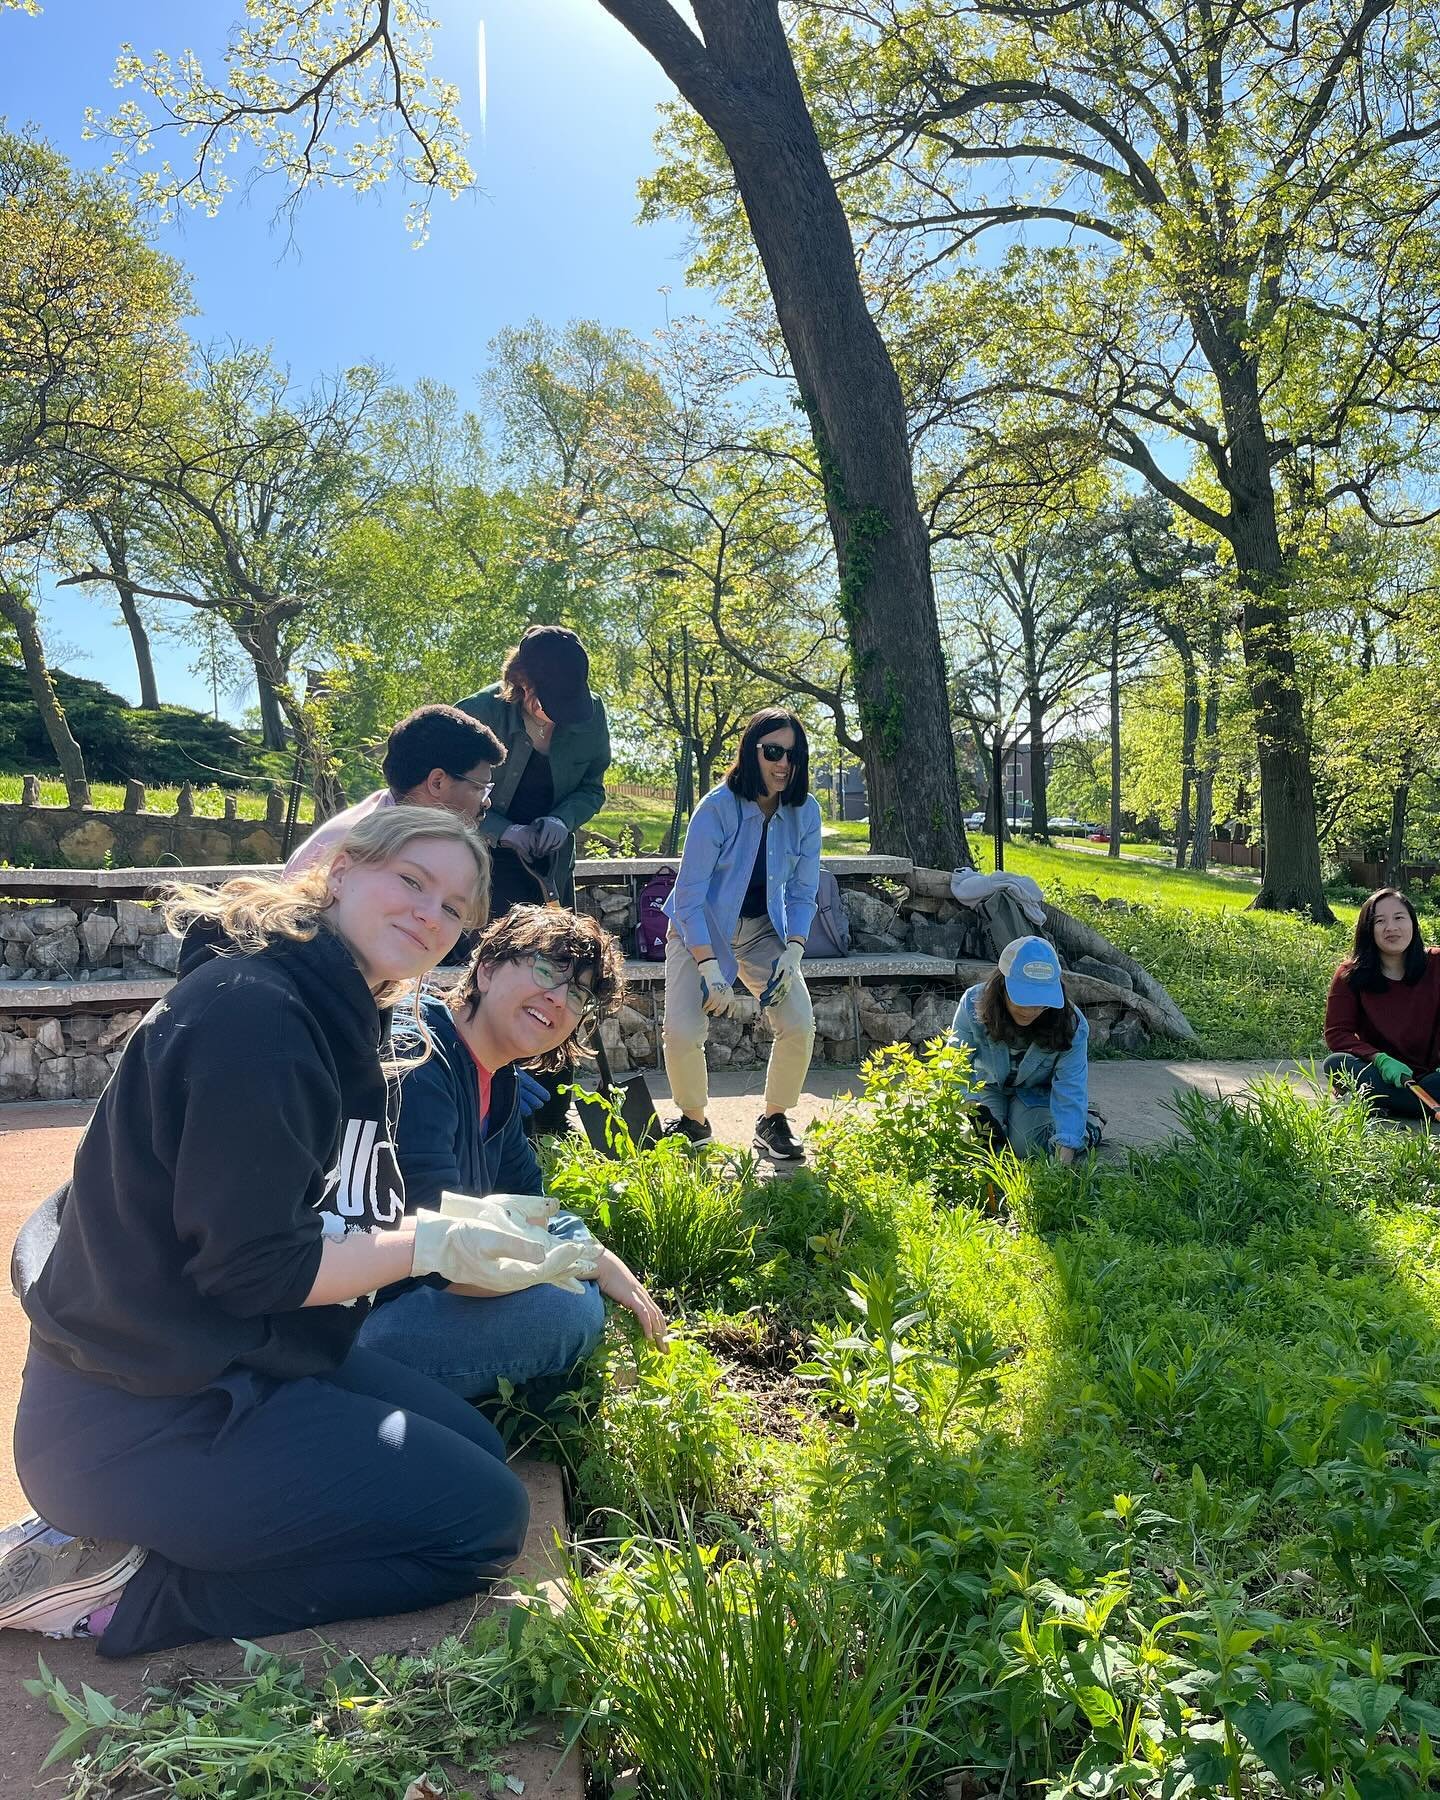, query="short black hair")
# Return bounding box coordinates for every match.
[724,708,810,806]
[382,705,505,796]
